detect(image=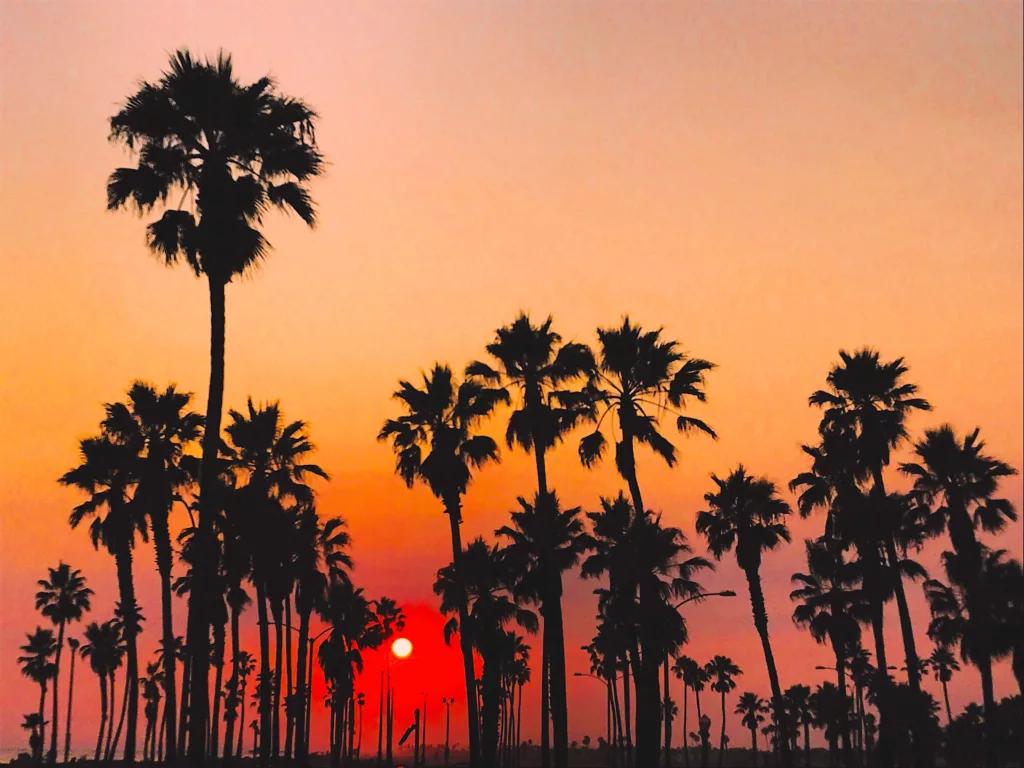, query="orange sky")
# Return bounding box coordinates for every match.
[1,0,1022,757]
